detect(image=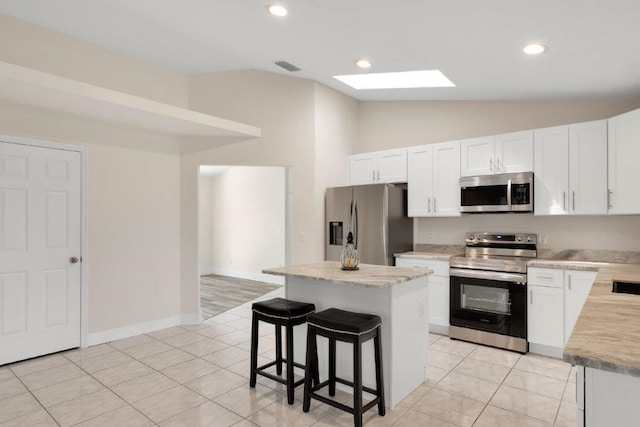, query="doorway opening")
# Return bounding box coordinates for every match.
[197,165,291,321]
